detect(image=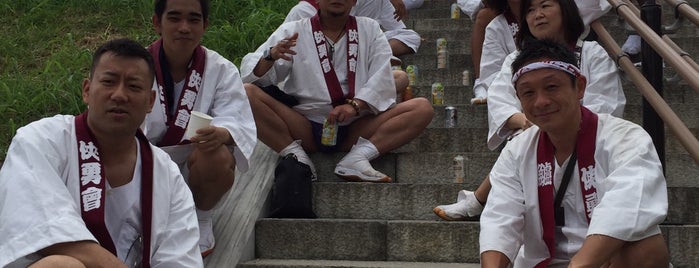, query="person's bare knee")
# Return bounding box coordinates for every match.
[393,70,409,98]
[187,146,236,209]
[29,255,86,268]
[608,234,669,268]
[389,39,414,56]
